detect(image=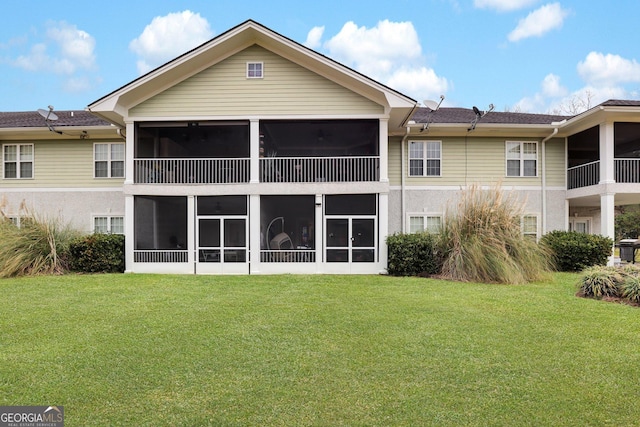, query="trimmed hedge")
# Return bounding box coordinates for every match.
[386,232,440,276]
[68,233,125,273]
[540,231,613,272]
